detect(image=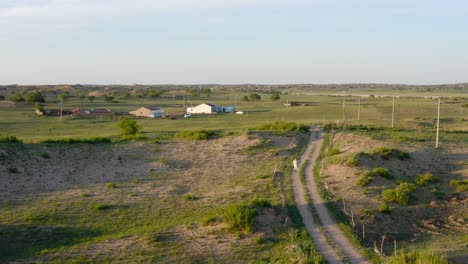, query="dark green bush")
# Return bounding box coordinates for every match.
[0,135,22,143]
[223,204,256,233]
[415,173,439,186]
[248,197,271,207]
